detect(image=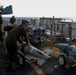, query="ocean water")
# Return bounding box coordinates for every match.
[3,17,39,21]
[2,17,39,25]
